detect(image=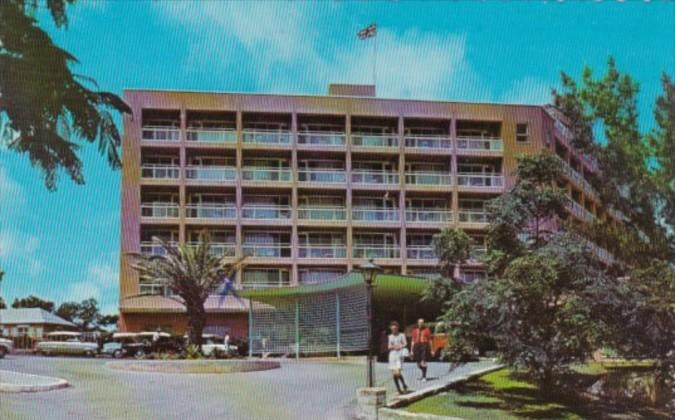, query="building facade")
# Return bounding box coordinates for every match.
[119,84,616,332]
